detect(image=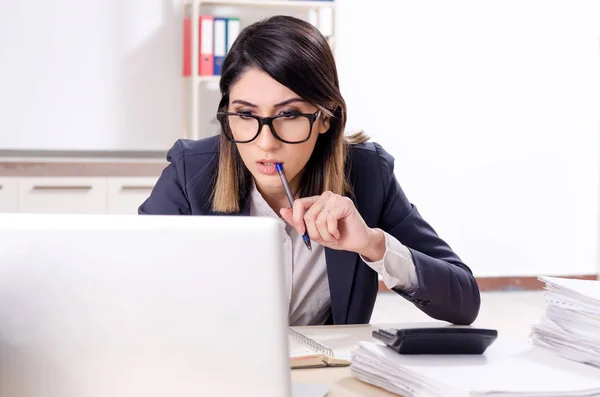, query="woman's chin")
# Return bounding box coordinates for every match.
[251,173,282,189]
